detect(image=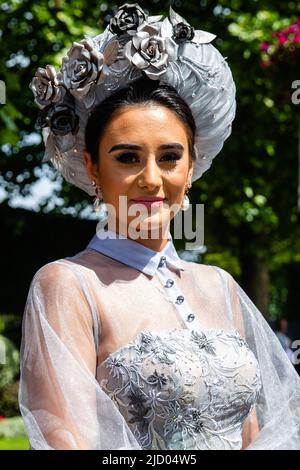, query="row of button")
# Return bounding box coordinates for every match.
[158,255,196,325]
